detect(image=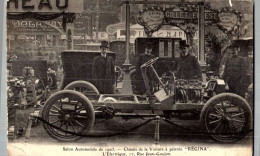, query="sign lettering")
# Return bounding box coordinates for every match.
[56,0,68,9]
[38,0,53,9]
[117,27,199,43]
[7,0,83,13]
[7,19,87,35]
[143,11,164,29]
[137,6,241,35]
[165,11,218,21]
[165,11,198,20]
[22,0,34,9]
